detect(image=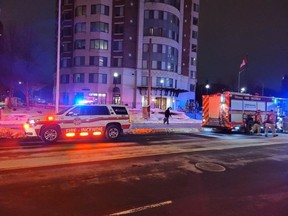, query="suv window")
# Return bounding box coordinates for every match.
[112,106,128,115]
